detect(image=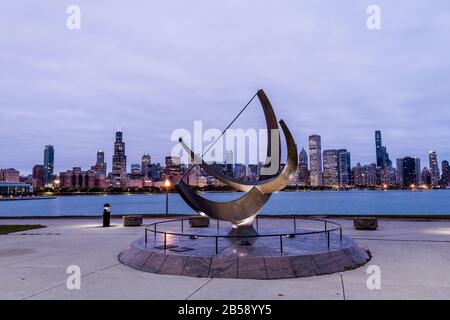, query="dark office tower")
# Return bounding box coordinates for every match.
[141,154,151,178]
[429,151,440,187]
[375,130,383,167]
[381,147,392,168]
[375,130,391,169]
[402,157,419,187]
[441,160,450,188]
[43,145,54,185]
[422,167,431,186]
[338,149,351,187]
[94,150,107,176]
[309,134,322,186]
[323,150,339,187]
[298,148,309,186]
[112,131,127,180]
